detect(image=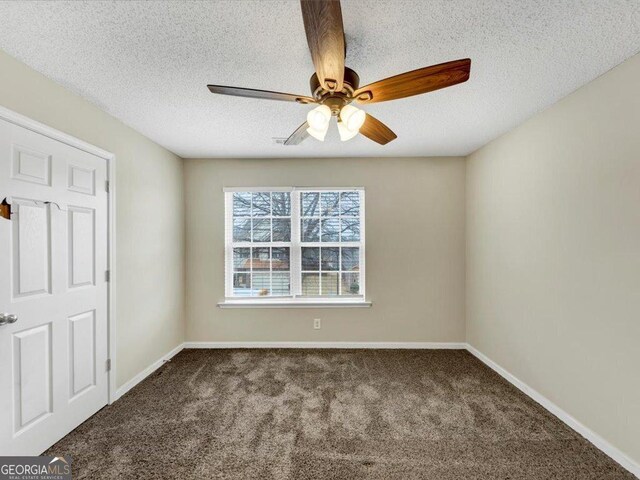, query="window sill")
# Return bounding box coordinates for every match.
[217,299,372,309]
